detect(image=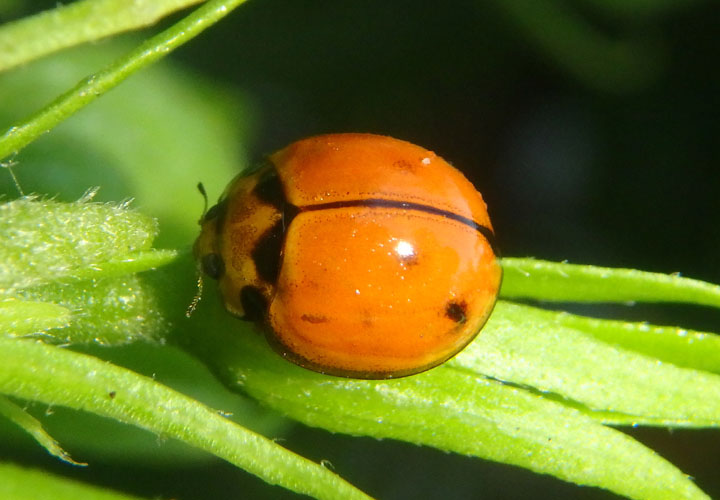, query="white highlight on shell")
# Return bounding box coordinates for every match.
[395,240,415,258]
